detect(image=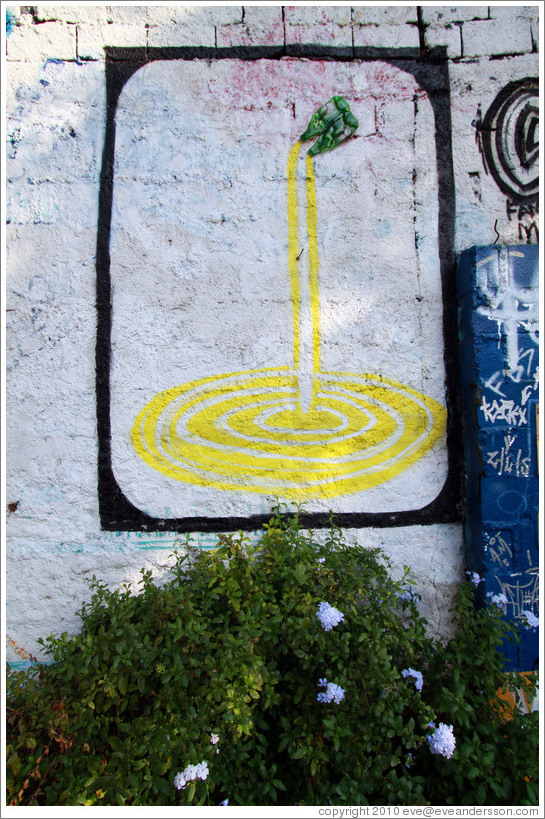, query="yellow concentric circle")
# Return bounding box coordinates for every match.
[132,367,446,500]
